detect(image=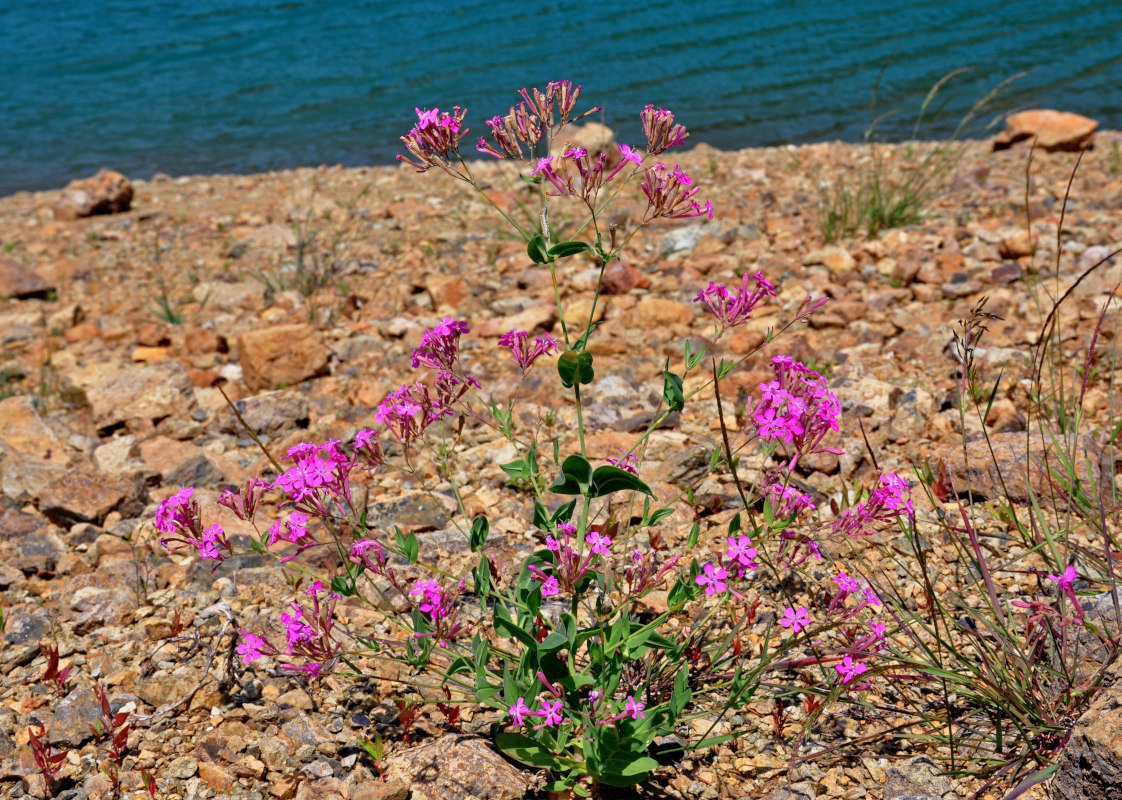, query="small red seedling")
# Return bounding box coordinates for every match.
[39,643,70,699]
[28,725,67,795]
